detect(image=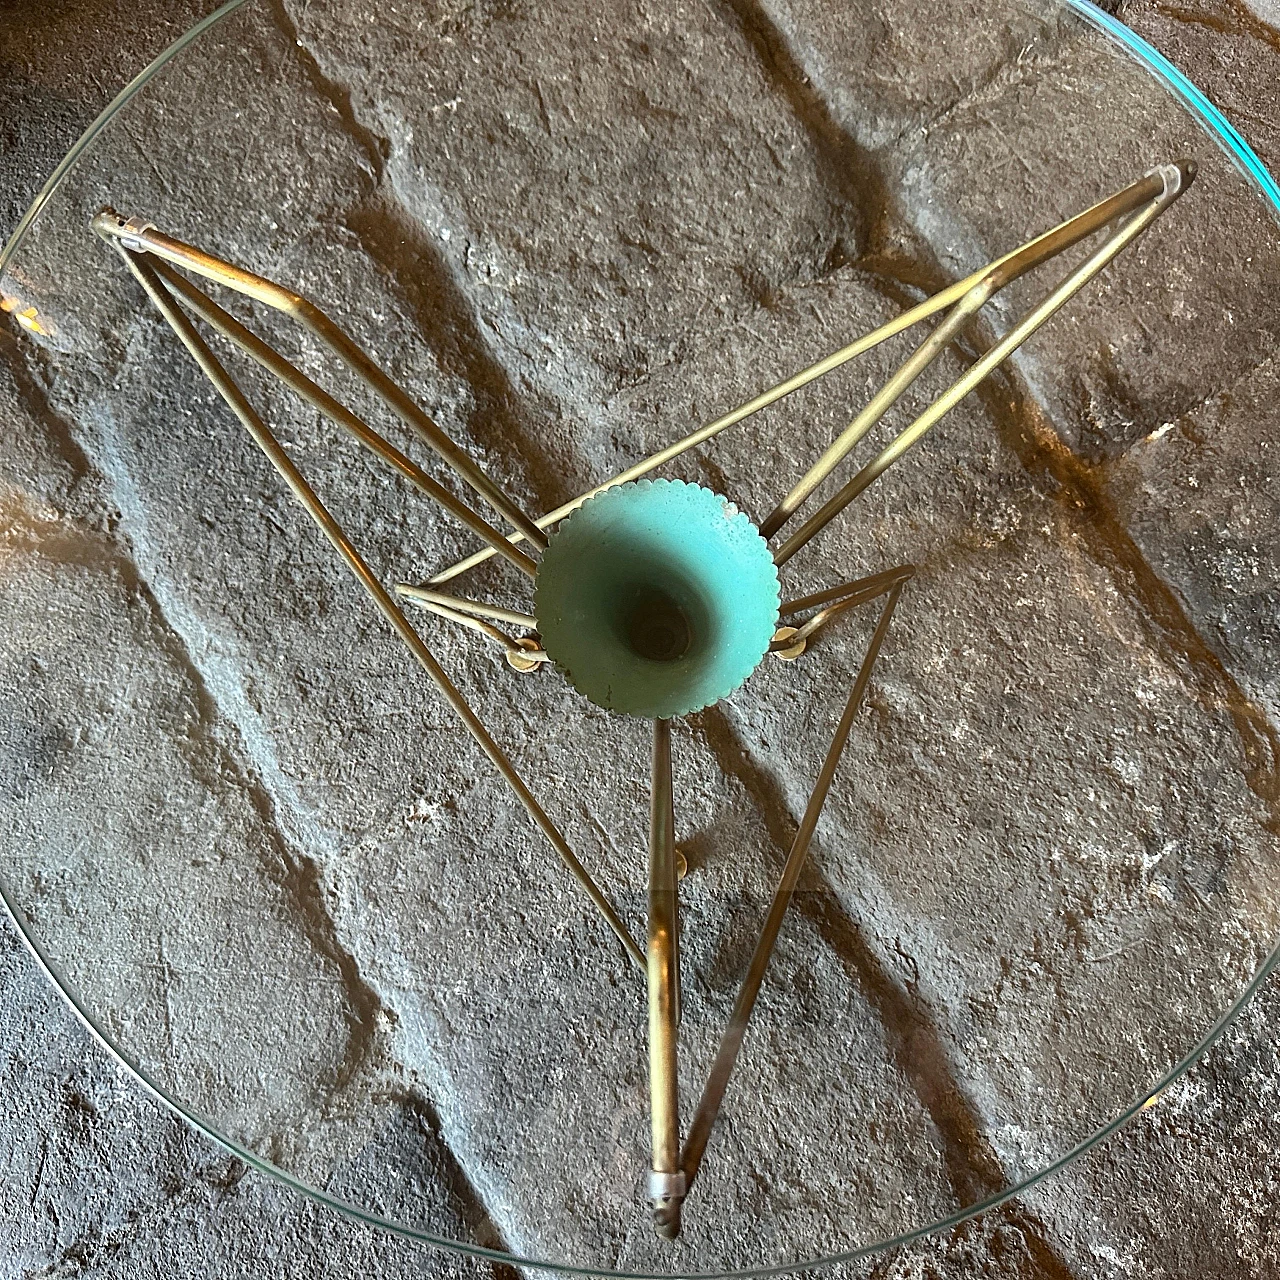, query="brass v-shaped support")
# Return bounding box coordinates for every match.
[96,234,645,973]
[649,570,911,1234]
